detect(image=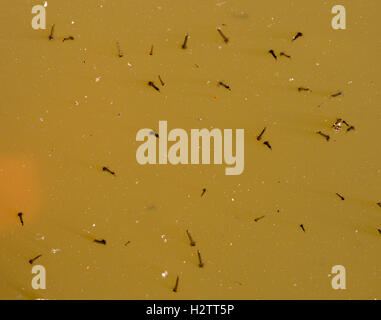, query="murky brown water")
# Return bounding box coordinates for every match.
[0,0,380,299]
